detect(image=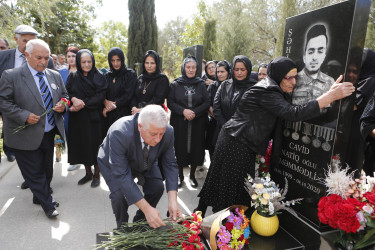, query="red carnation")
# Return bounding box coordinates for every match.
[238,234,244,241]
[364,192,375,205]
[225,222,234,231]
